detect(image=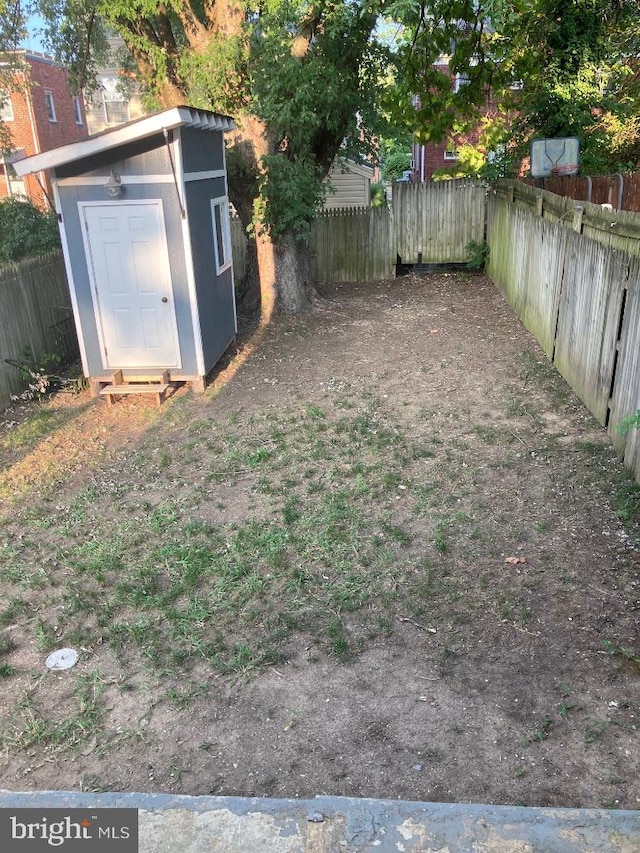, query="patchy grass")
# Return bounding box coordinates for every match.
[0,276,639,807]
